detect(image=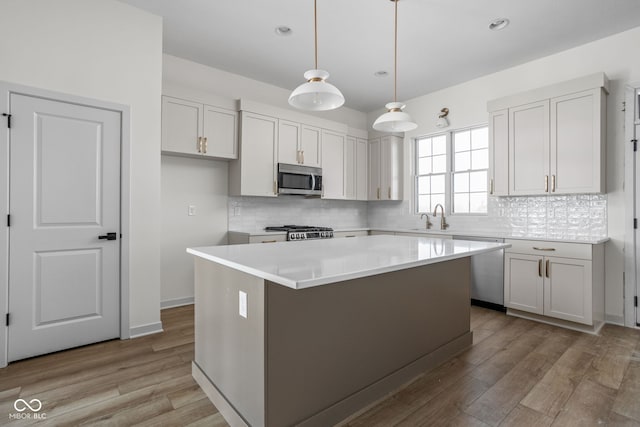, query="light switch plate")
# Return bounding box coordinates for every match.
[239,291,247,318]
